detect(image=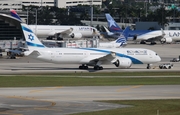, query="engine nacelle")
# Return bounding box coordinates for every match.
[112,57,132,68]
[161,37,172,44]
[70,33,82,39]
